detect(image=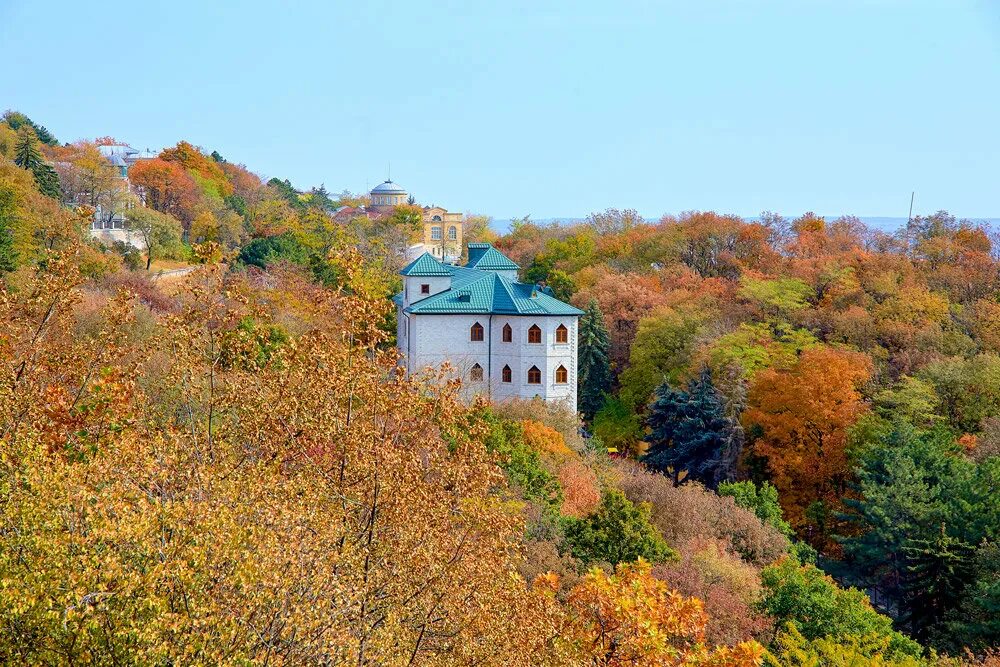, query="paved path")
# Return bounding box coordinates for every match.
[150,266,197,282]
